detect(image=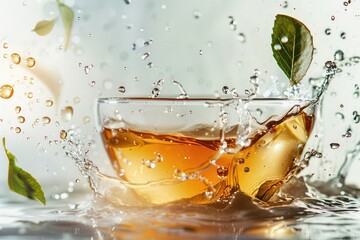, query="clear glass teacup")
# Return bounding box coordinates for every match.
[96,97,315,205]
